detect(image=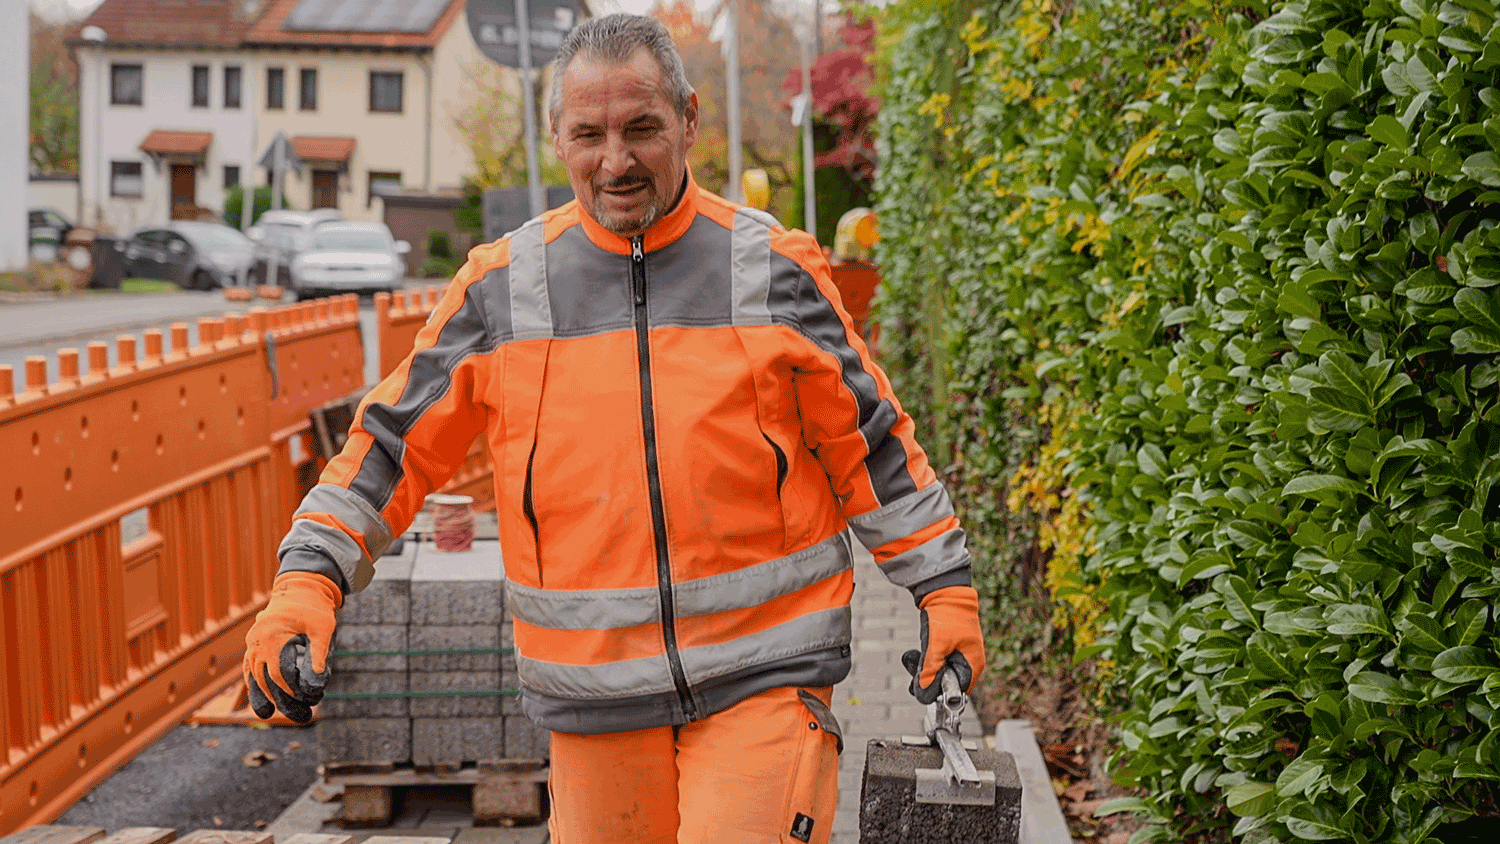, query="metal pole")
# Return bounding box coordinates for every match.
[811,0,821,58]
[0,0,24,271]
[515,0,545,217]
[273,134,285,211]
[267,135,285,286]
[240,64,256,287]
[725,0,742,202]
[96,48,107,228]
[800,38,816,241]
